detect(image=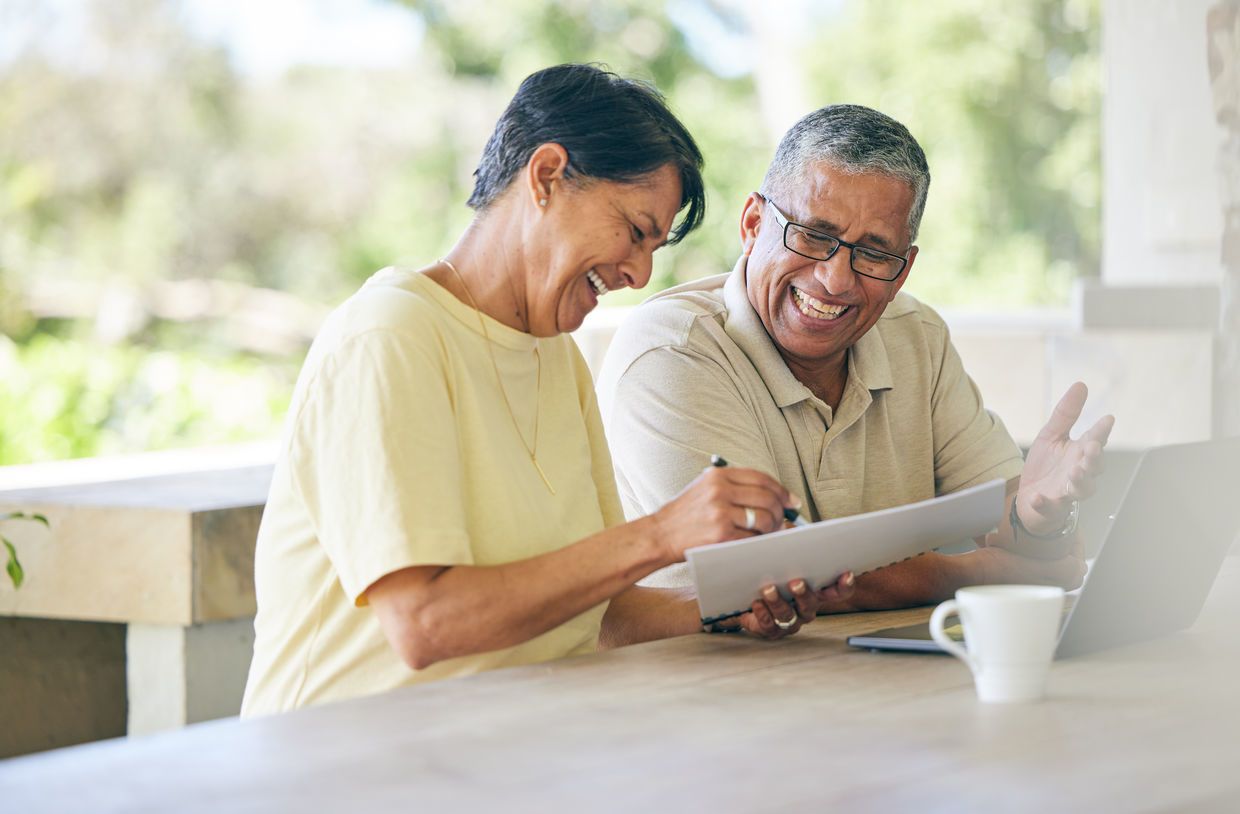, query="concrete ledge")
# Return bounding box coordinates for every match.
[1074,281,1221,330]
[0,449,271,754]
[0,466,270,625]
